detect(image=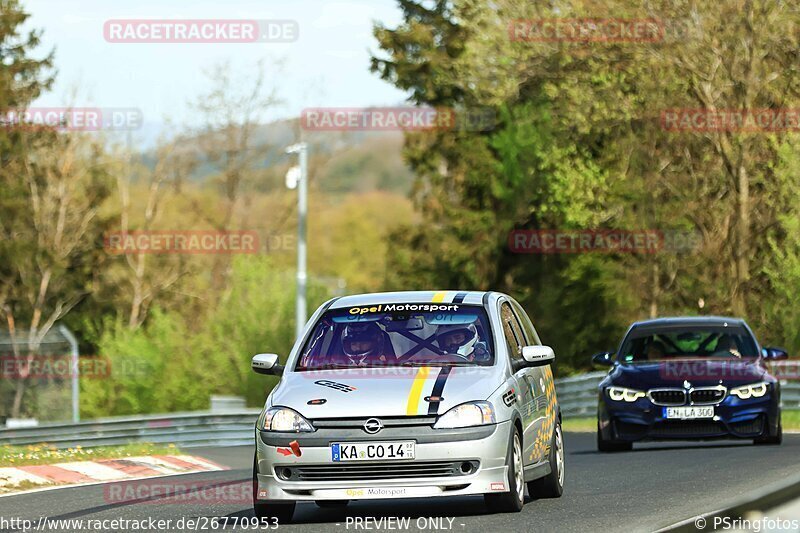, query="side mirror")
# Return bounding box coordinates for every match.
[592,351,615,366]
[521,345,555,367]
[762,347,788,360]
[251,353,284,376]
